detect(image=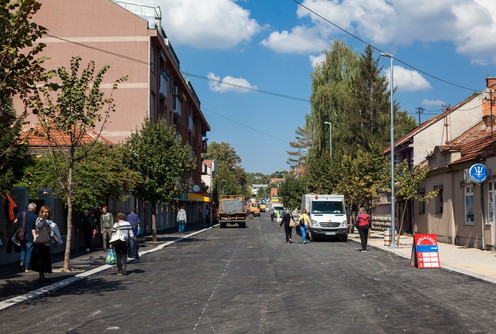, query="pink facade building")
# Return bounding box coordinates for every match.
[26,0,209,189]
